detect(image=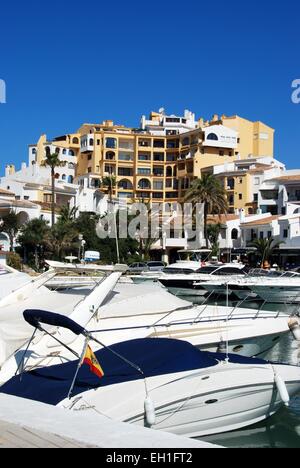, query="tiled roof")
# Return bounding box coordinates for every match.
[207,214,239,225]
[241,215,279,227]
[0,188,15,196]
